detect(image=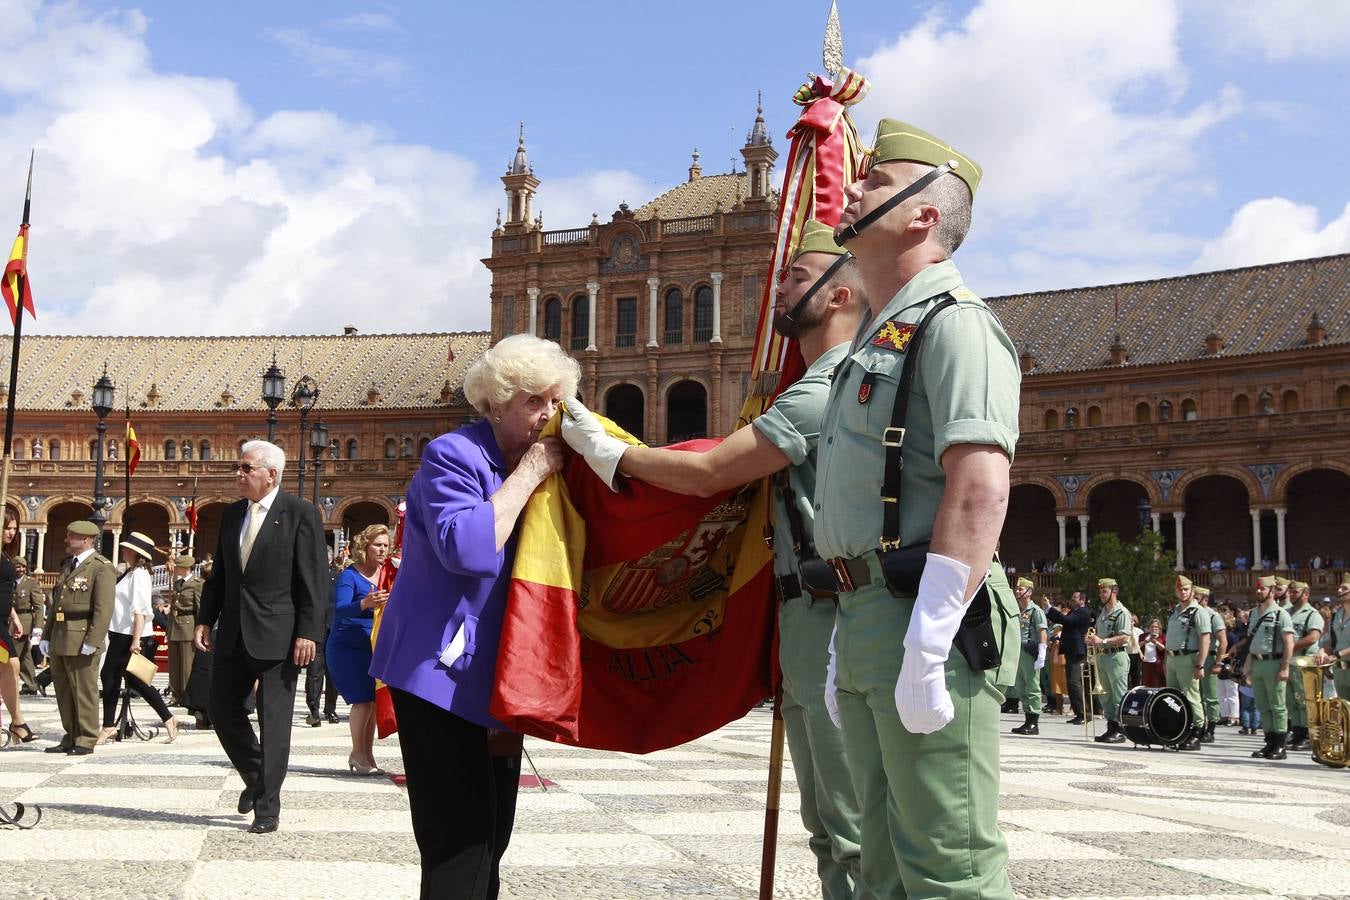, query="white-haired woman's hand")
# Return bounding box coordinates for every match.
[560,398,627,491]
[518,436,565,485]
